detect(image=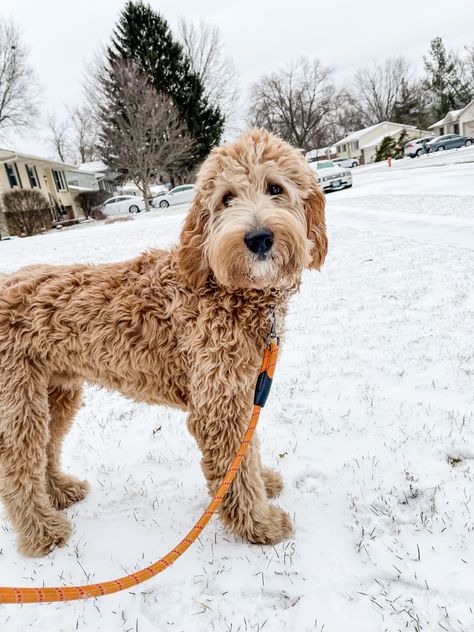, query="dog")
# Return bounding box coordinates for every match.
[0,129,327,557]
